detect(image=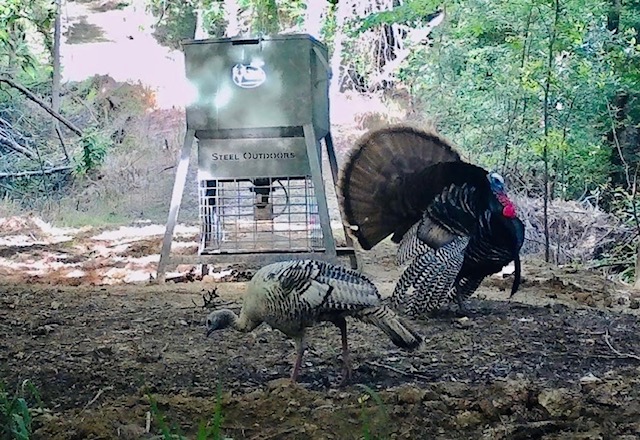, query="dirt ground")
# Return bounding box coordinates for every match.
[6,1,637,438]
[1,219,640,440]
